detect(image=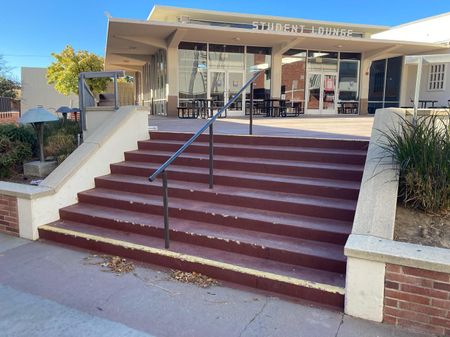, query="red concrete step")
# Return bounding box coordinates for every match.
[67,189,351,244]
[79,183,355,223]
[59,203,346,273]
[124,150,364,182]
[38,221,346,308]
[138,139,367,165]
[94,174,357,221]
[149,131,369,151]
[110,162,361,200]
